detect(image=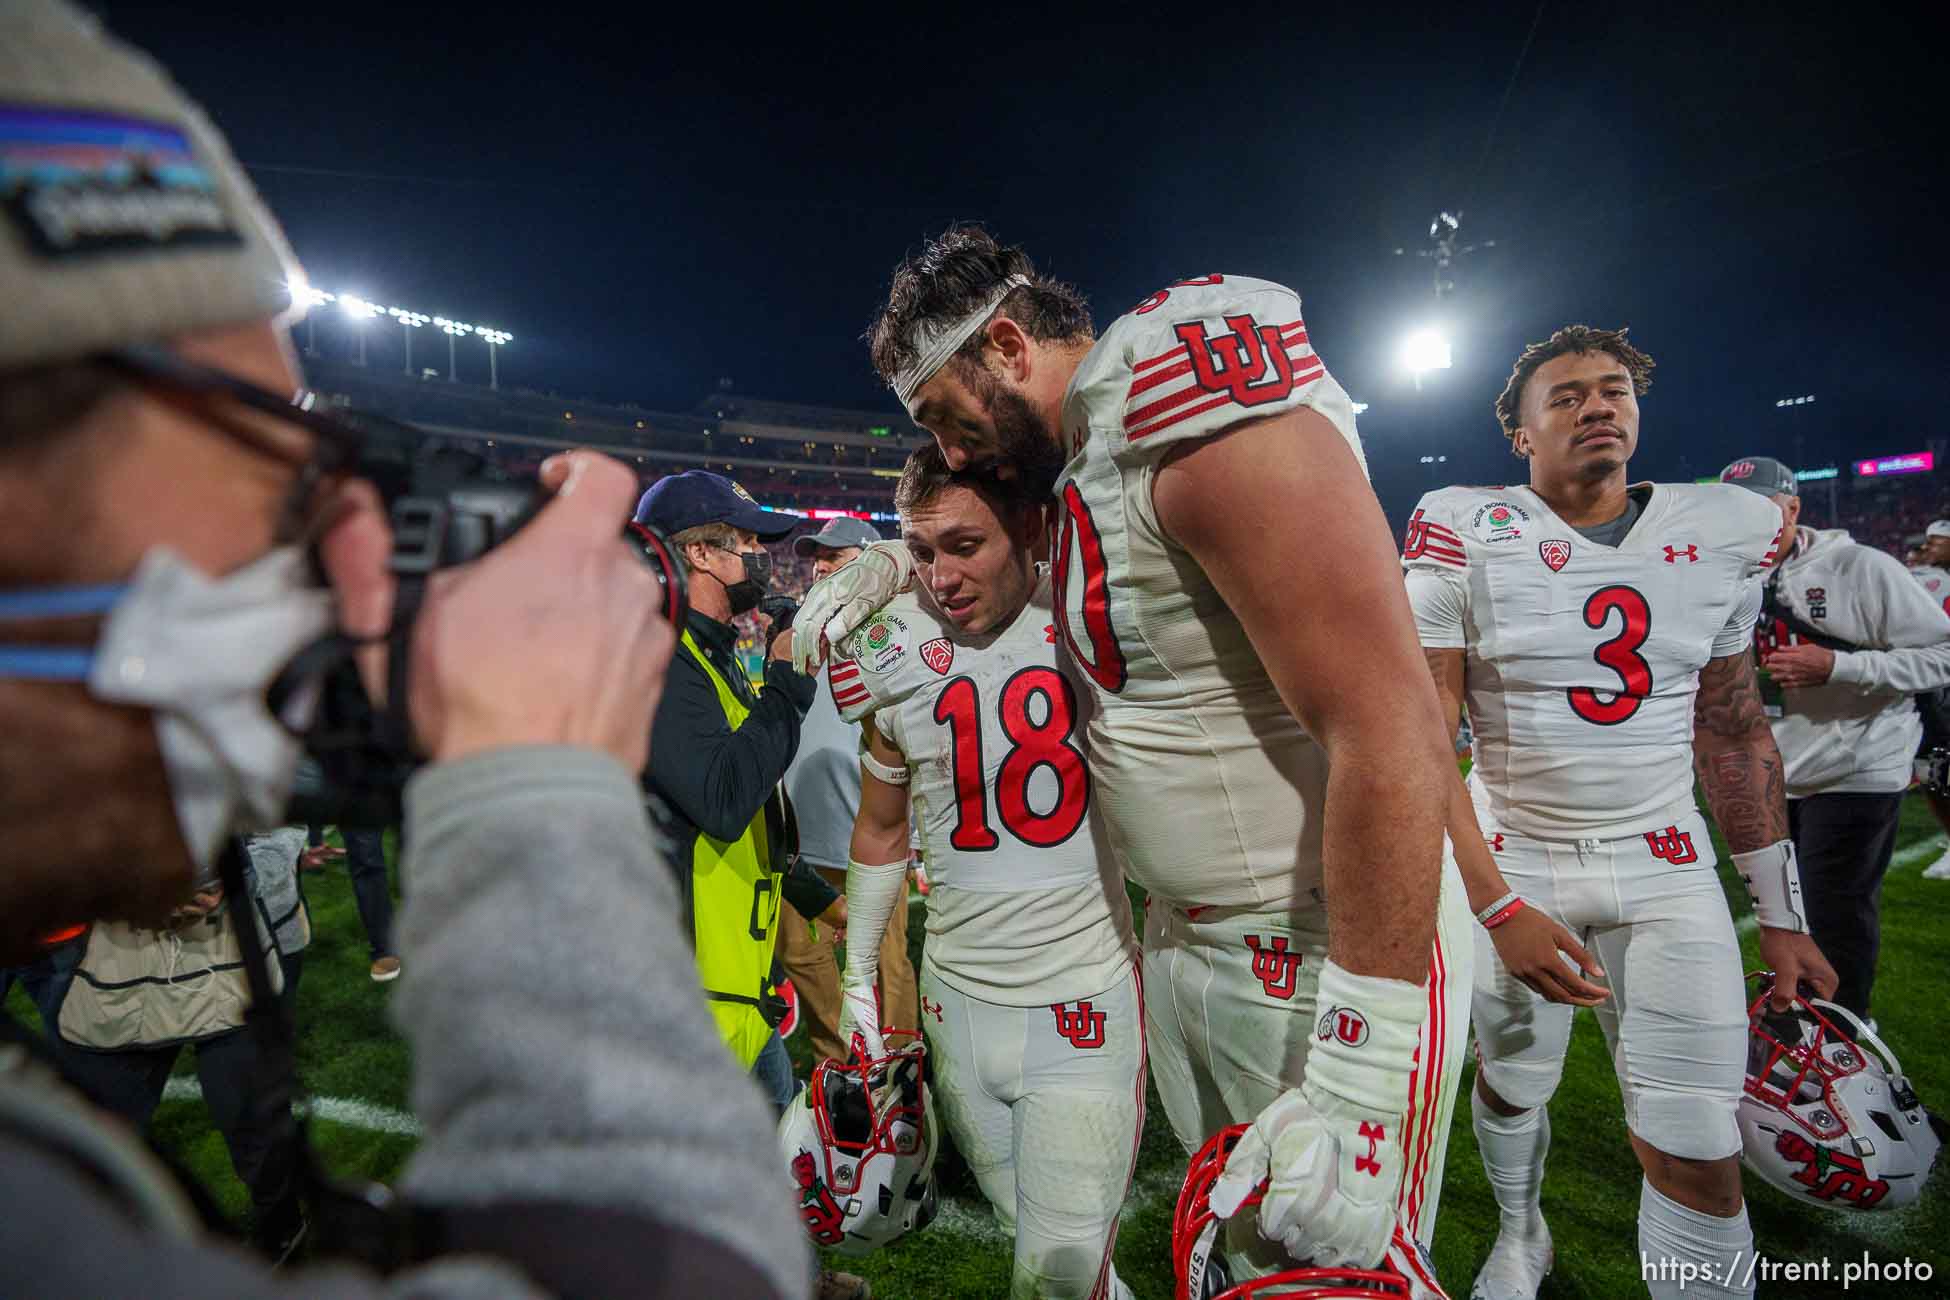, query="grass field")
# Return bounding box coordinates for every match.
[9,800,1950,1298]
